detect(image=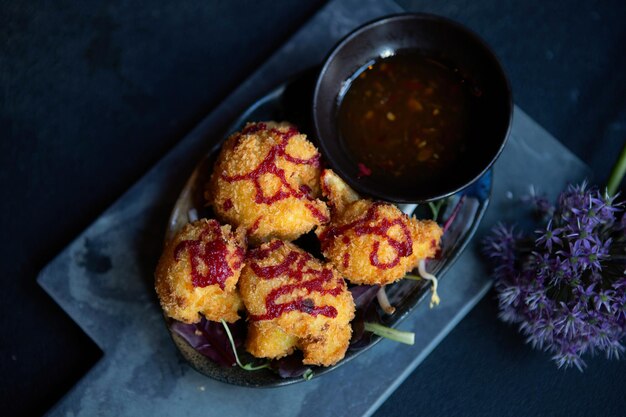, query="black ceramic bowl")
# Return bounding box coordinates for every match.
[313,13,512,203]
